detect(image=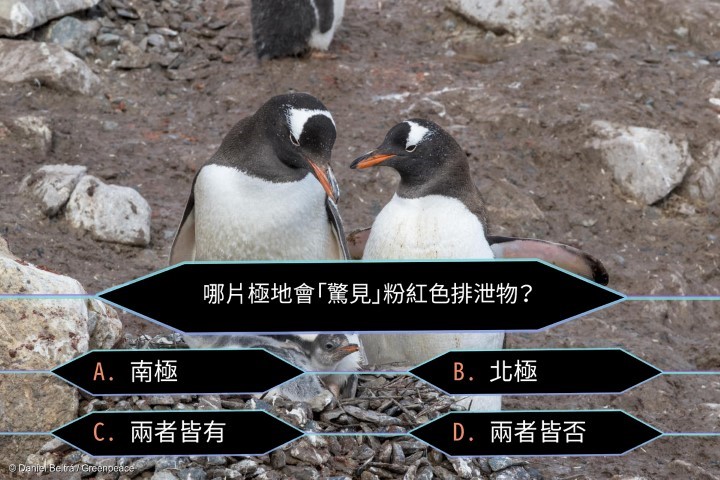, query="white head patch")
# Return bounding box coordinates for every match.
[286,108,335,141]
[405,121,431,149]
